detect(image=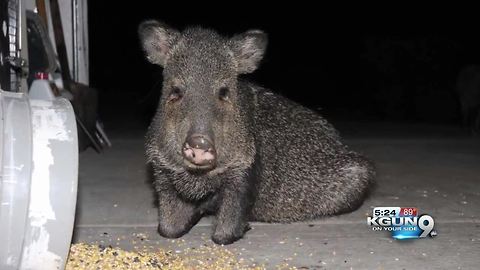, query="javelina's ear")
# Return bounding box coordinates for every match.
[230,30,268,74]
[138,20,179,66]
